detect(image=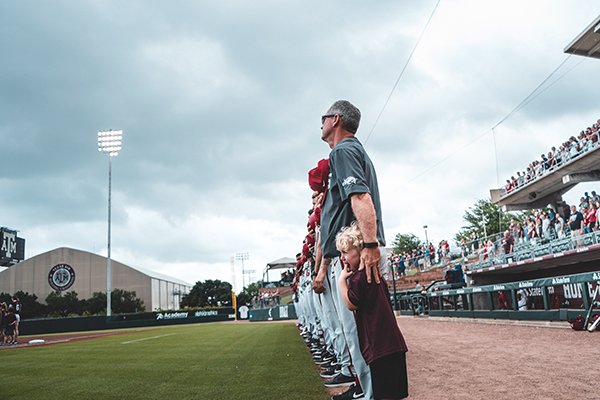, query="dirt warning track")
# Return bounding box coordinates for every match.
[394,316,597,399]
